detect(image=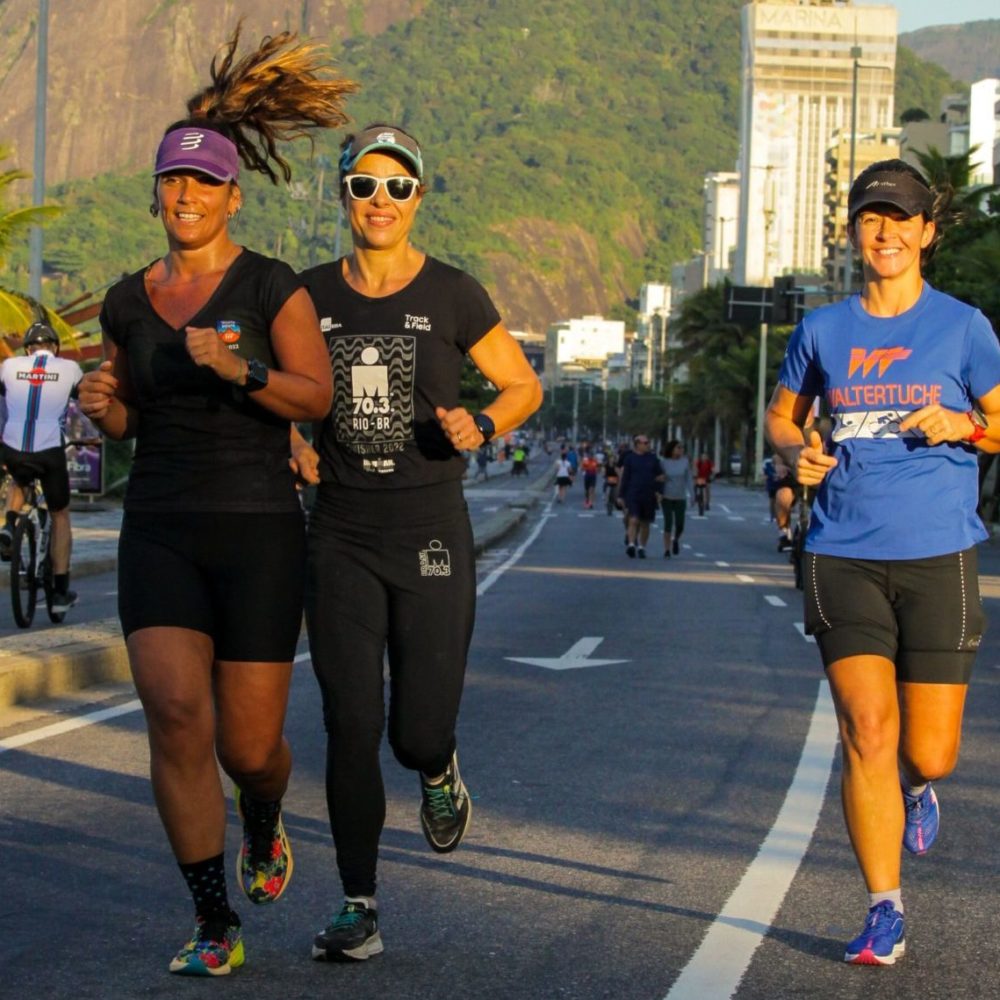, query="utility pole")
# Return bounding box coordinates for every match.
[29,0,49,303]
